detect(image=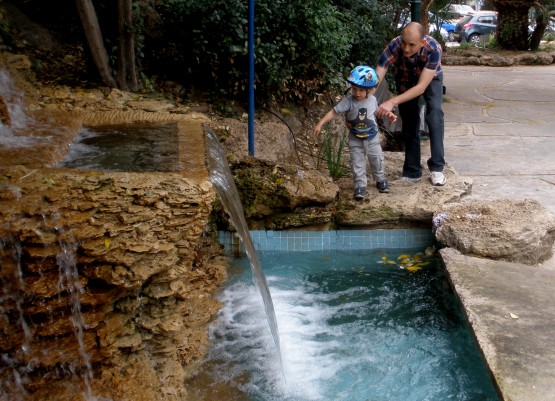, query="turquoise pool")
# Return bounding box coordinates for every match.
[195,231,500,401]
